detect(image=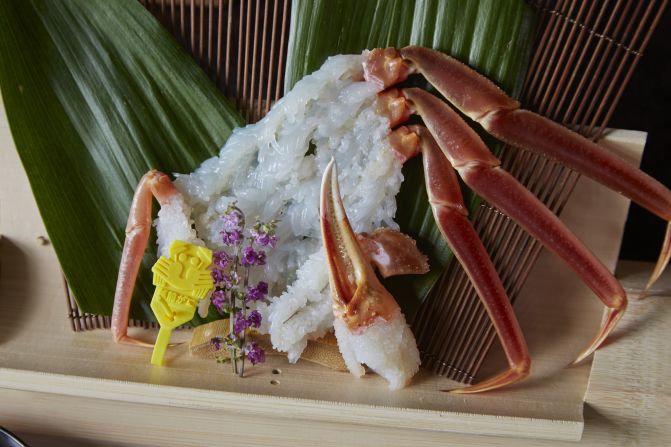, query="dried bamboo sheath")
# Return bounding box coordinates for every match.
[70,0,666,385]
